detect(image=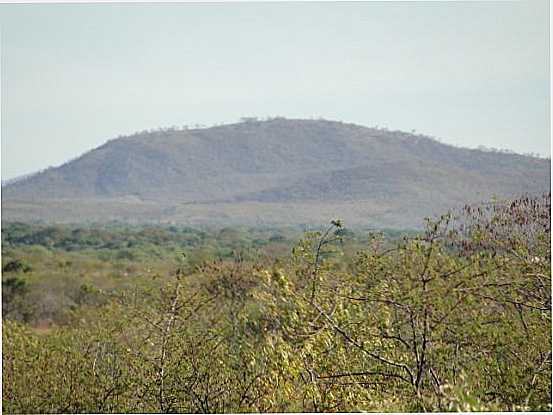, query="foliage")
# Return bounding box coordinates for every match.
[2,194,551,412]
